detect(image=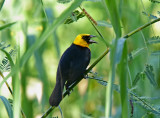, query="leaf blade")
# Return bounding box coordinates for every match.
[0,22,16,31]
[0,96,13,118]
[97,20,112,27]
